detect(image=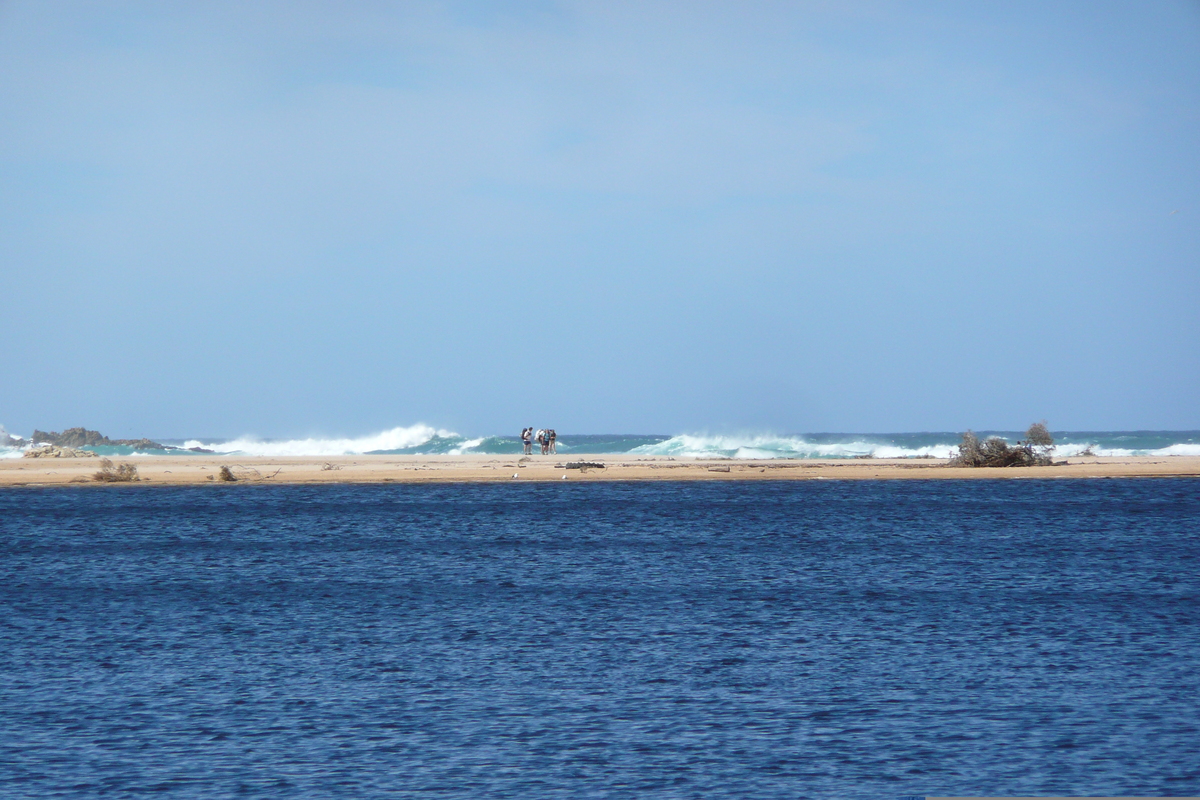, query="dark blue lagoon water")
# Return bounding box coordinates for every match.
[2,479,1198,798]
